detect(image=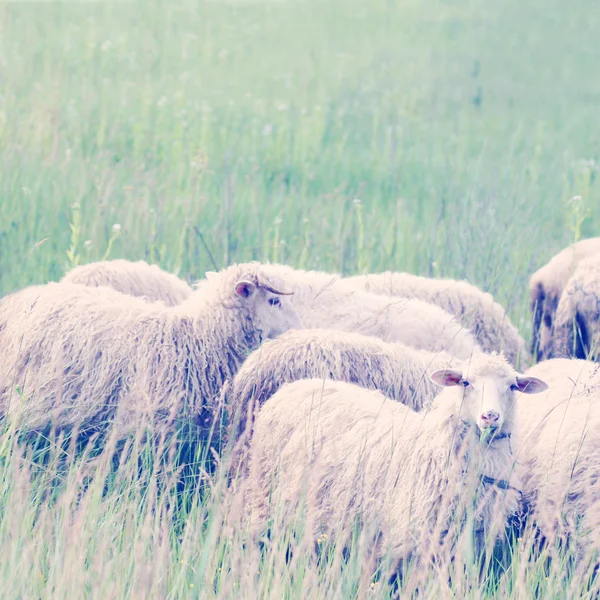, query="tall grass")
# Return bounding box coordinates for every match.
[0,0,599,597]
